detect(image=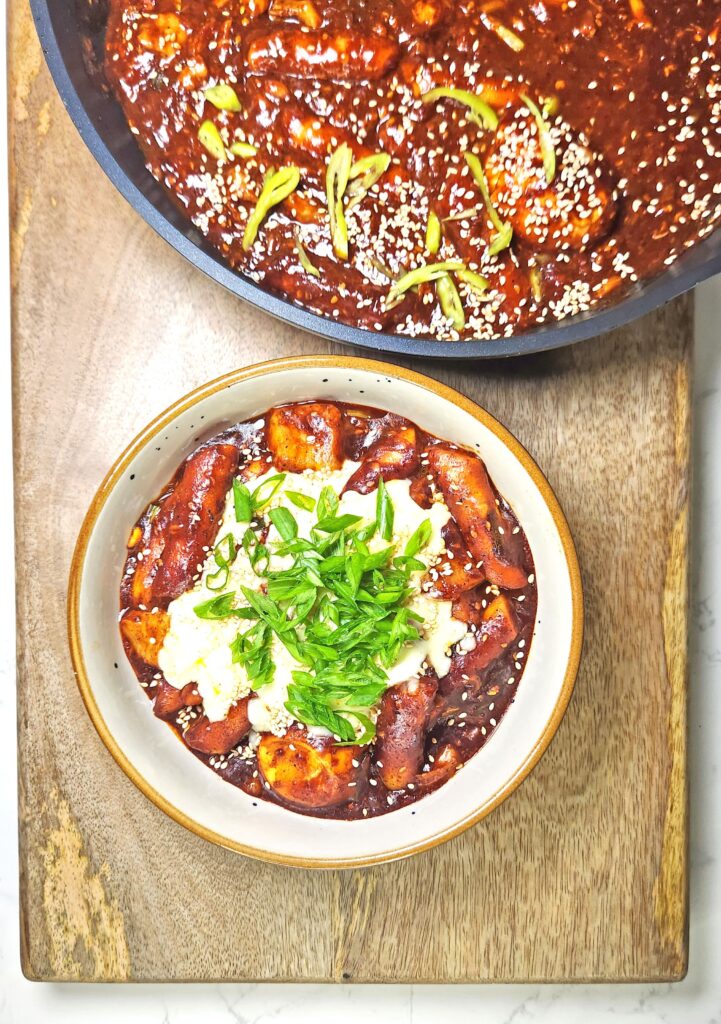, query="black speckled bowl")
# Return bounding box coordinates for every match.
[32,0,721,359]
